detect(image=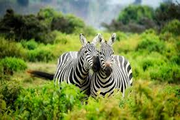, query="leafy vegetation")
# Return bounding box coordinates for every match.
[0,81,179,119]
[0,8,96,43]
[103,2,180,33]
[0,57,27,76]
